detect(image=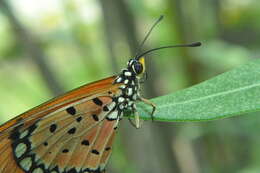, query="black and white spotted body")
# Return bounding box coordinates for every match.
[107,58,145,121]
